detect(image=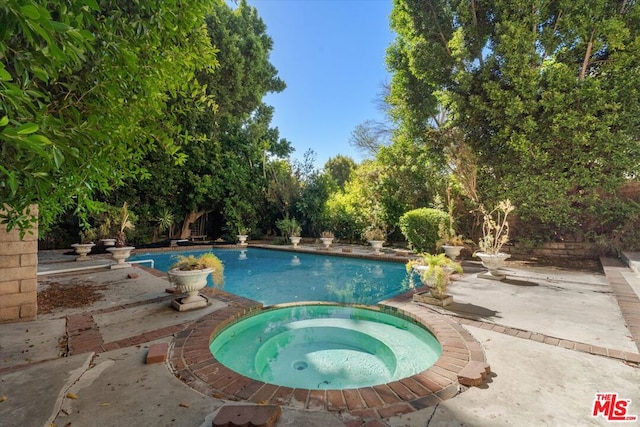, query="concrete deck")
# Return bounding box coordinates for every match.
[0,245,639,426]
